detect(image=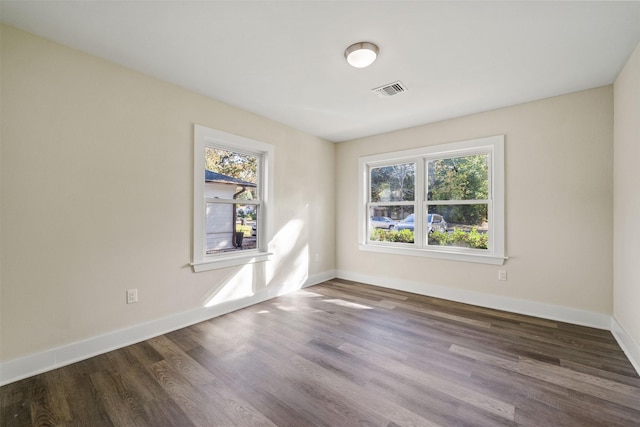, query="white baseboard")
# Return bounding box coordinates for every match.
[0,270,335,386]
[611,317,640,376]
[5,269,638,386]
[335,270,612,330]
